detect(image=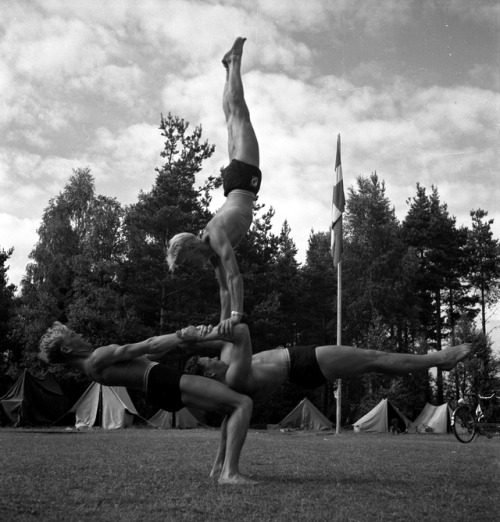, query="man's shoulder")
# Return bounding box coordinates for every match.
[93,343,119,353]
